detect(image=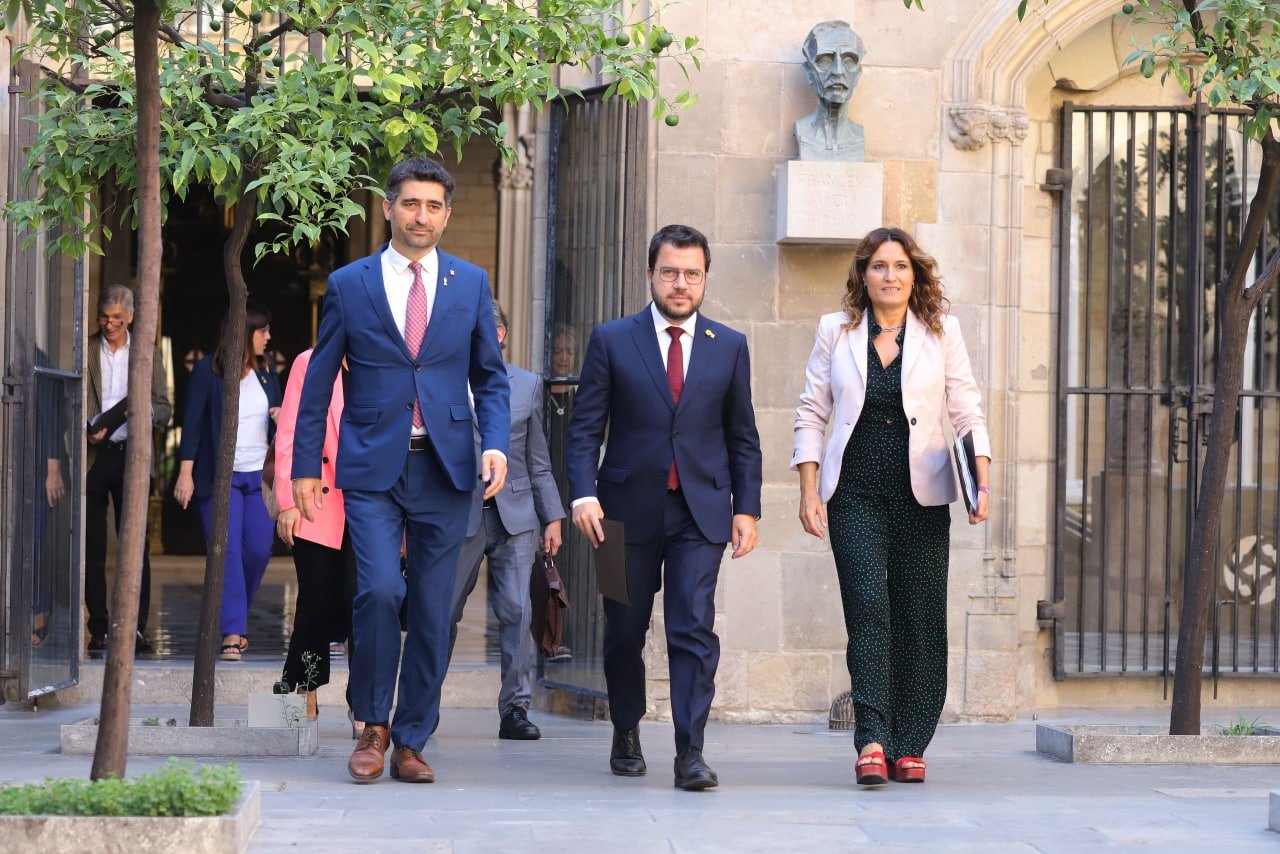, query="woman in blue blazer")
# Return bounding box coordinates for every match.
[175,302,282,660]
